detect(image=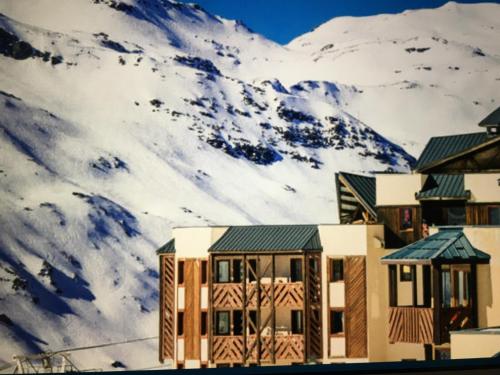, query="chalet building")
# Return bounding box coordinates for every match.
[157,107,500,368]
